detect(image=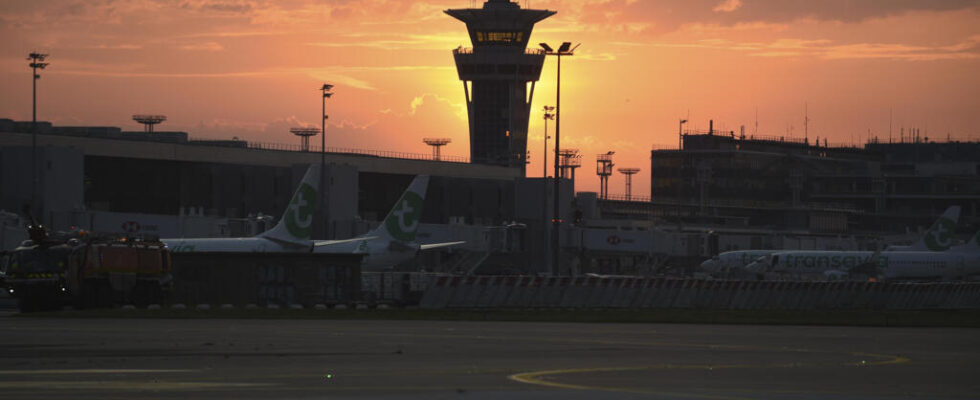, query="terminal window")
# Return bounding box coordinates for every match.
[475,31,524,43]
